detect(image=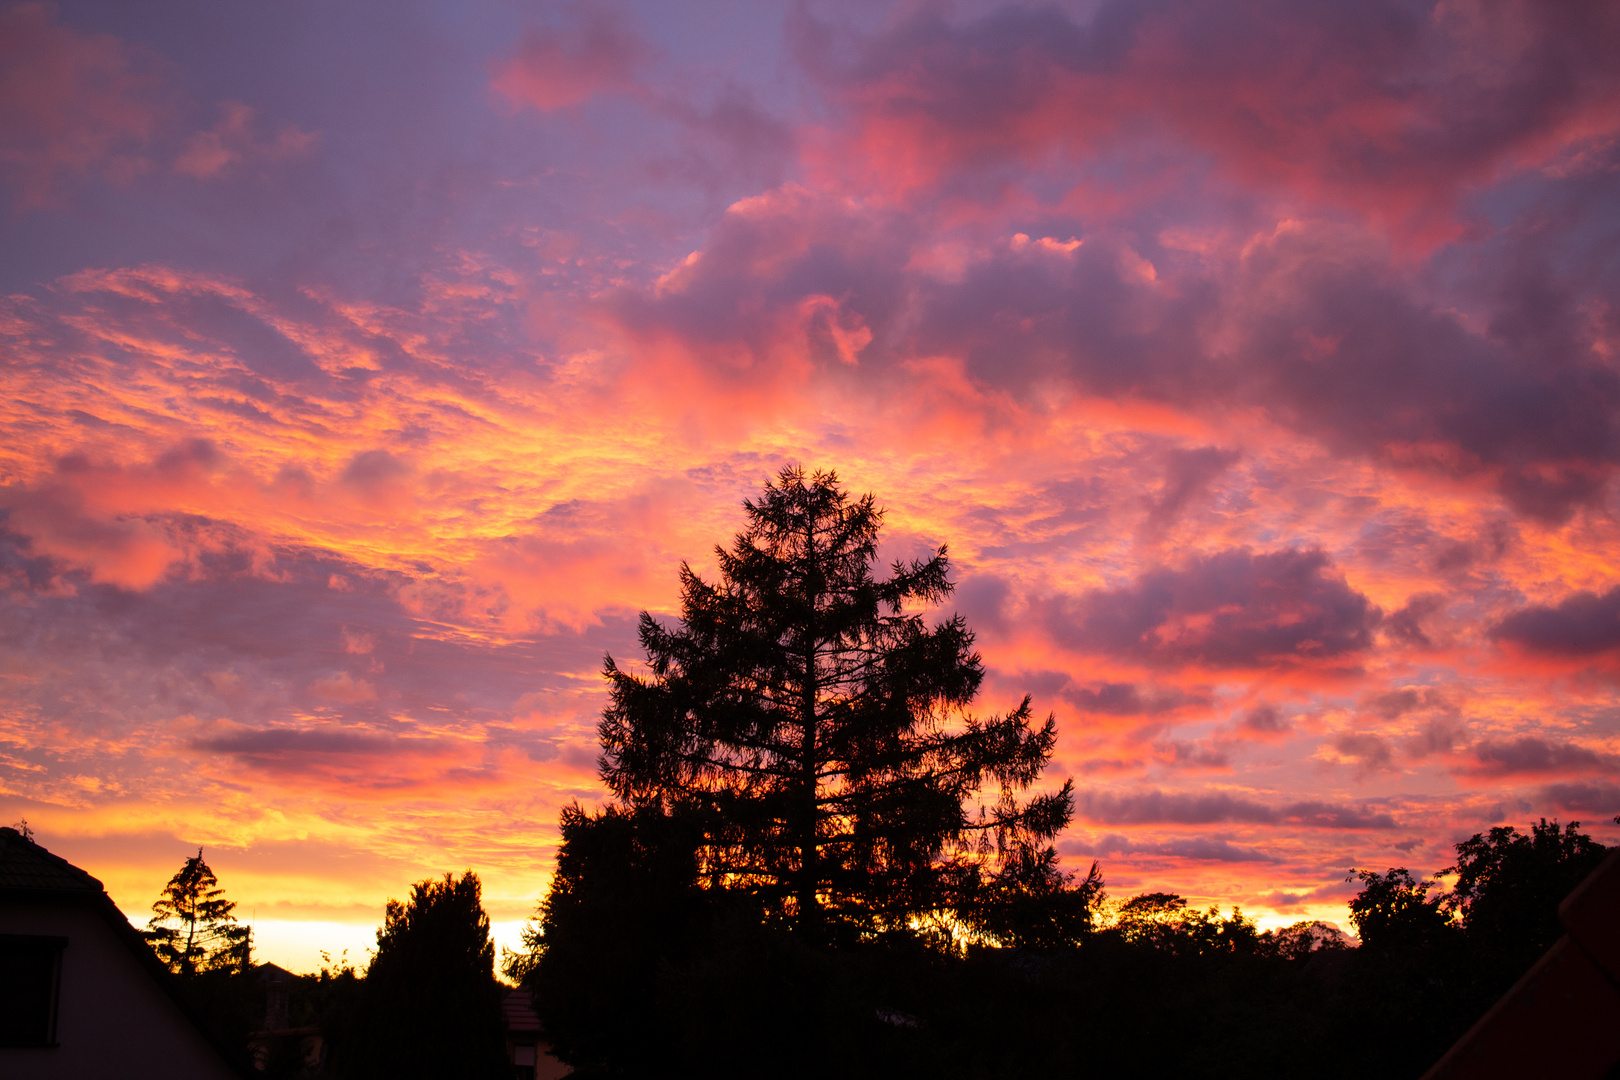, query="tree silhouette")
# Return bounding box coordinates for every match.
[1344,867,1455,954]
[145,849,252,976]
[964,848,1104,950]
[345,871,508,1080]
[514,802,717,1075]
[1444,817,1608,973]
[599,466,1074,941]
[1109,892,1263,957]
